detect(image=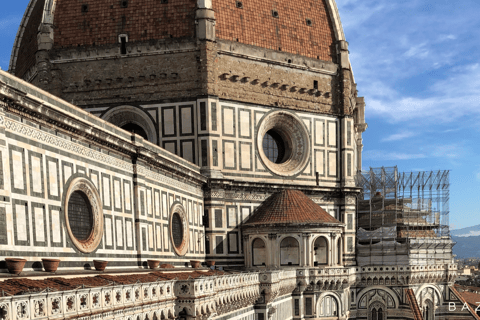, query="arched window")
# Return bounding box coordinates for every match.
[280,237,300,266]
[252,238,266,266]
[369,302,386,320]
[423,300,434,320]
[319,295,338,317]
[314,237,328,266]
